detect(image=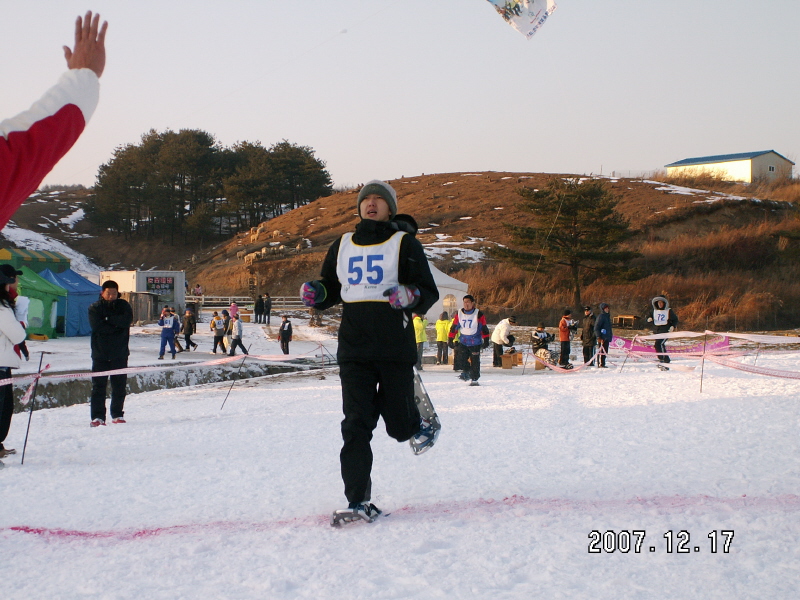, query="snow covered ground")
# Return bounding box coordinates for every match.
[2,322,800,599]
